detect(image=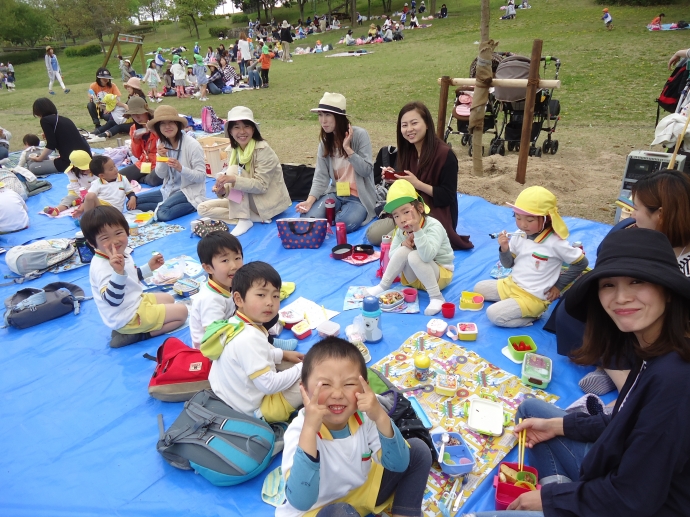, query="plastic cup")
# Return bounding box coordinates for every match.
[441,302,455,319]
[516,471,537,485]
[402,288,418,302]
